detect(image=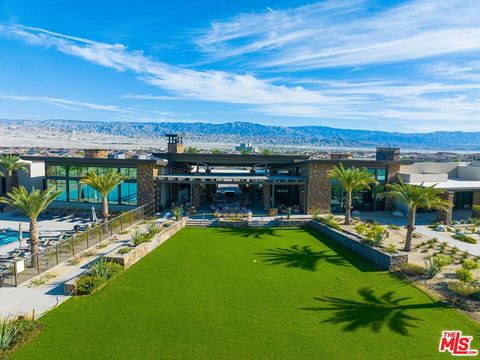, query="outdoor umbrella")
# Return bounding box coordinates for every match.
[90,206,98,223]
[18,223,23,249]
